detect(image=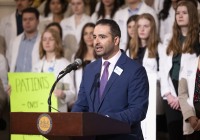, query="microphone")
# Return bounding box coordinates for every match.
[59,58,82,74]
